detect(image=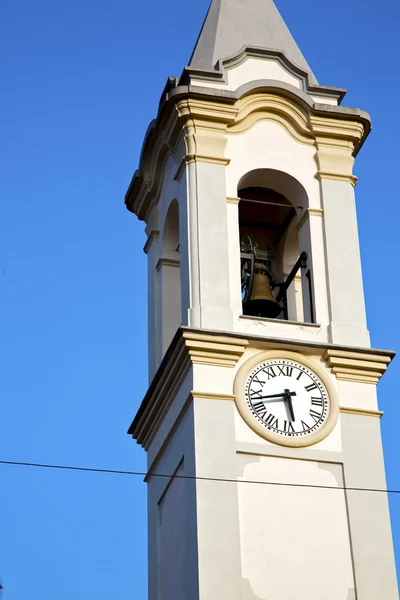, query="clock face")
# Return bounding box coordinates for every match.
[245,358,330,439]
